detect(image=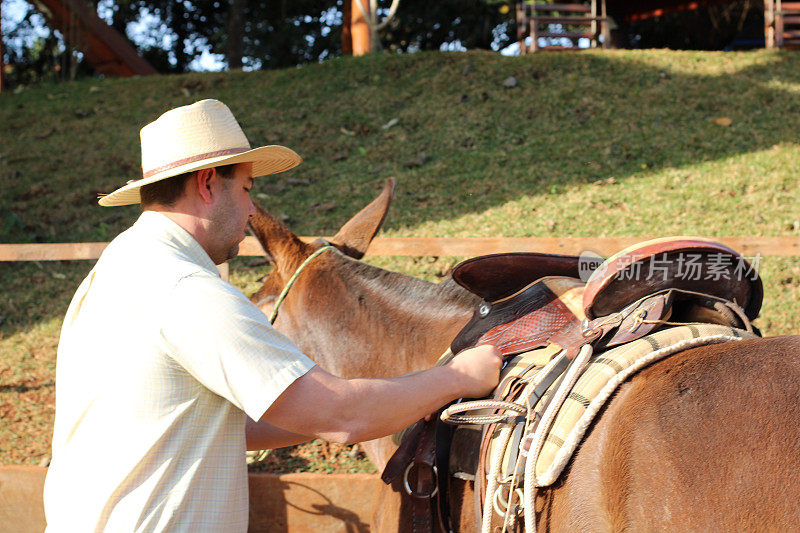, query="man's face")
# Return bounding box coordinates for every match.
[209,163,256,264]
